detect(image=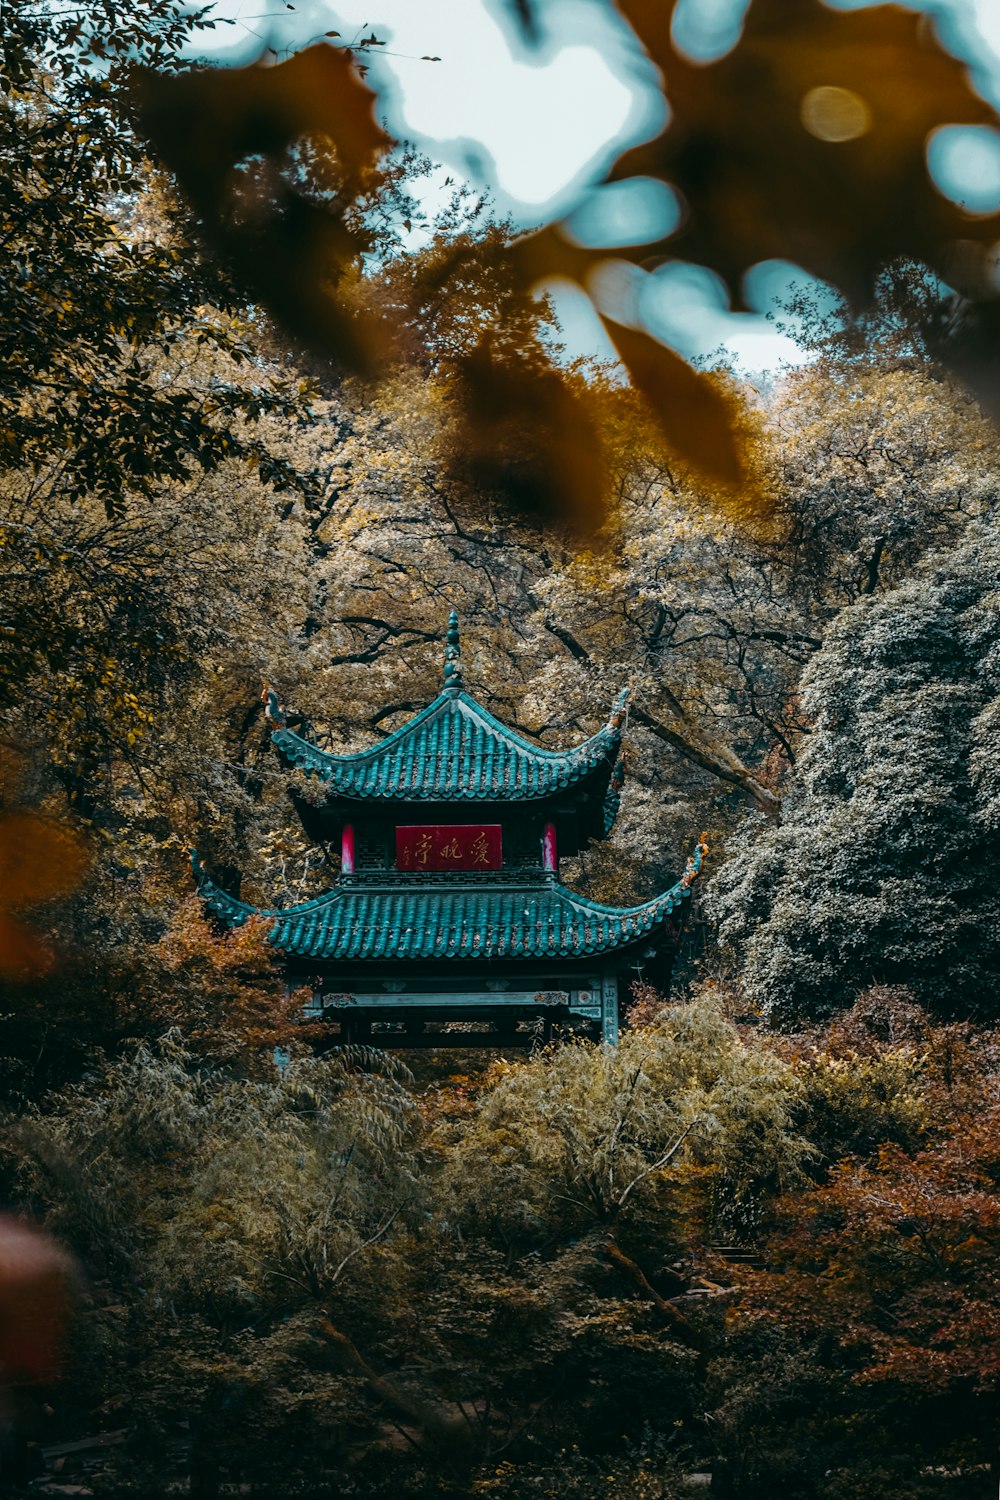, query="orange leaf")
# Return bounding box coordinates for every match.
[138,44,391,196]
[510,222,607,292]
[0,813,89,909]
[136,45,393,372]
[452,340,608,536]
[0,813,88,977]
